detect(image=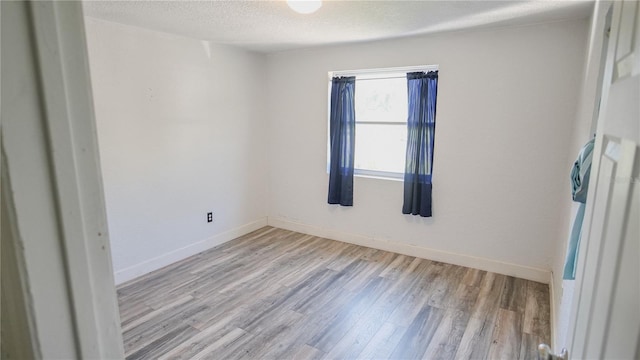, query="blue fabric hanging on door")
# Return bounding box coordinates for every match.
[563,138,595,280]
